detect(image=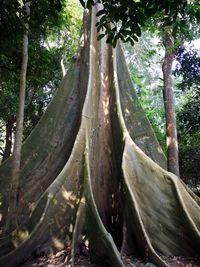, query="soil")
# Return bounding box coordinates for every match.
[20,251,200,267]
